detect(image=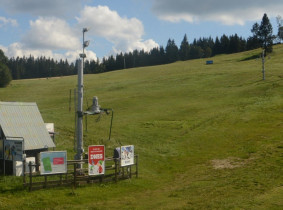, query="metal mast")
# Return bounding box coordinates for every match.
[75,28,89,168]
